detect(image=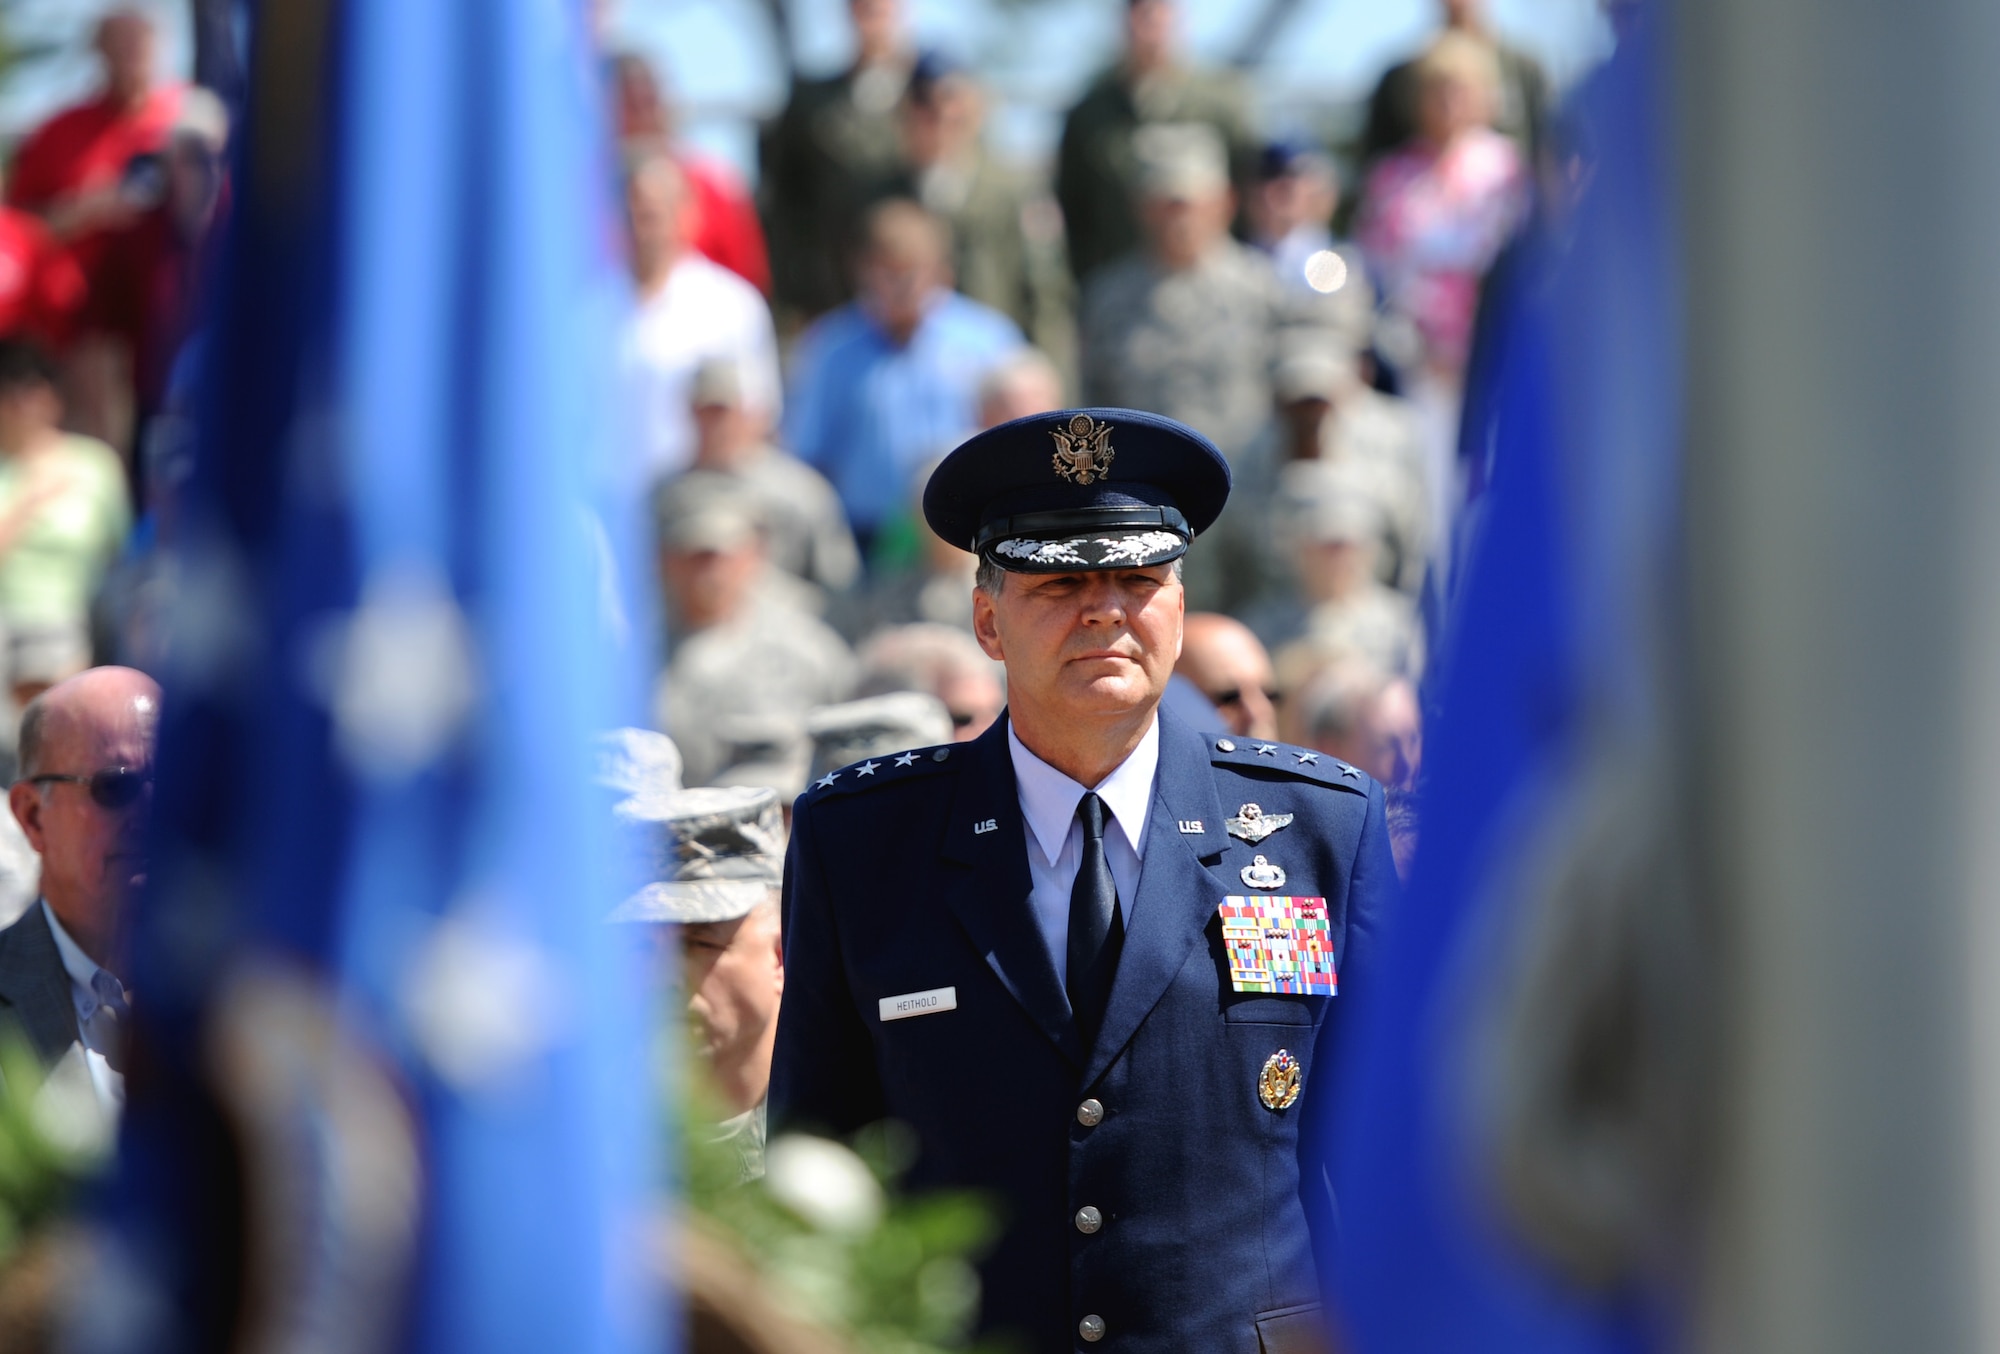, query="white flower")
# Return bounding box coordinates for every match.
[763,1134,884,1234]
